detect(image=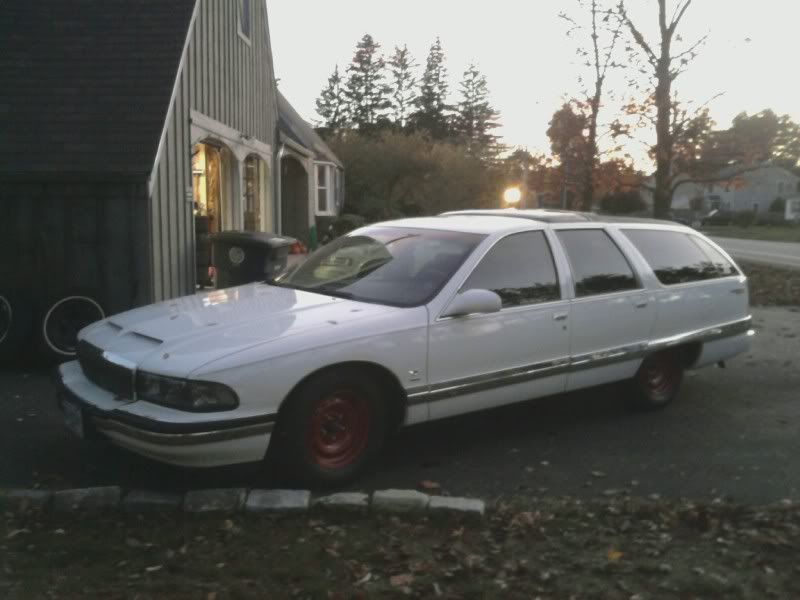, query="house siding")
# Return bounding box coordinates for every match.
[148,0,278,301]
